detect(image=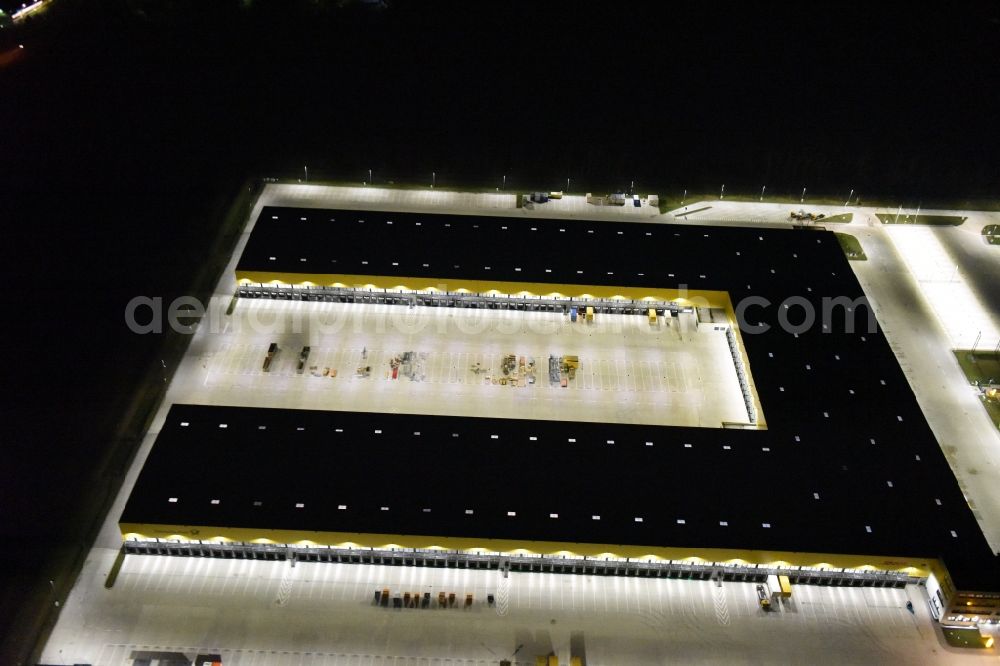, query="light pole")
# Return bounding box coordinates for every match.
[304,165,308,182]
[801,187,806,203]
[845,188,853,206]
[432,171,435,188]
[502,174,506,191]
[368,168,372,184]
[682,189,686,205]
[720,184,725,200]
[566,177,570,192]
[895,205,902,224]
[760,185,766,201]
